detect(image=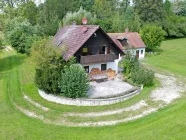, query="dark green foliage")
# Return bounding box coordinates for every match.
[112,7,141,32]
[4,19,42,54]
[123,52,139,76]
[140,25,165,52]
[17,1,38,25]
[131,65,155,86]
[134,0,166,24]
[164,0,173,17]
[59,65,89,98]
[31,39,73,94]
[35,68,62,94]
[163,16,186,38]
[123,52,154,86]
